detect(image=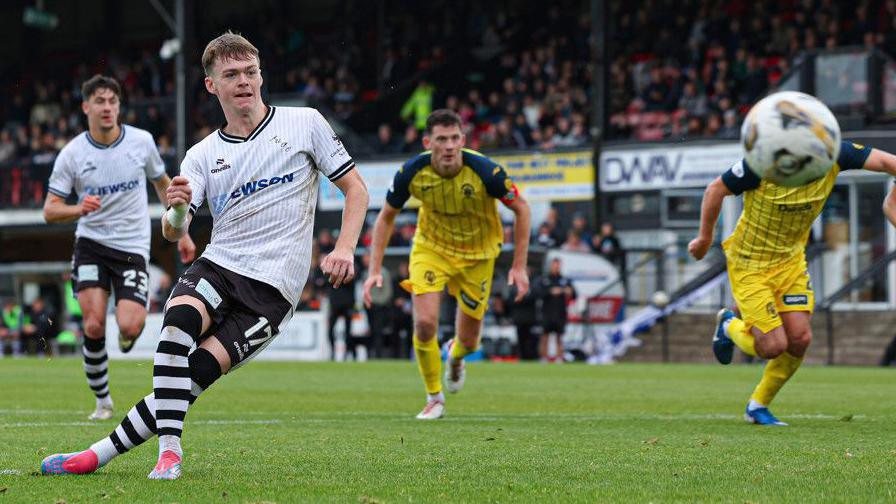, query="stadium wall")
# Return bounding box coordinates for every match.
[622,310,896,366]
